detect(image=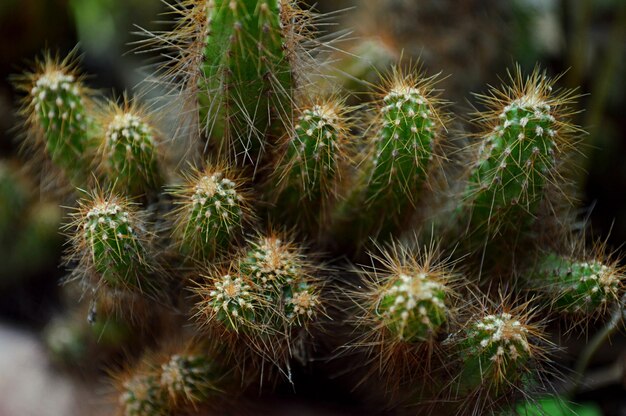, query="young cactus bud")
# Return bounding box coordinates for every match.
[459,66,578,245]
[533,252,623,316]
[16,52,93,182]
[66,191,157,295]
[169,165,251,261]
[334,65,445,246]
[97,98,162,196]
[453,299,550,410]
[269,97,352,233]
